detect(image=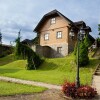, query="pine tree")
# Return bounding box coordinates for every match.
[78,41,89,66]
[84,34,91,48]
